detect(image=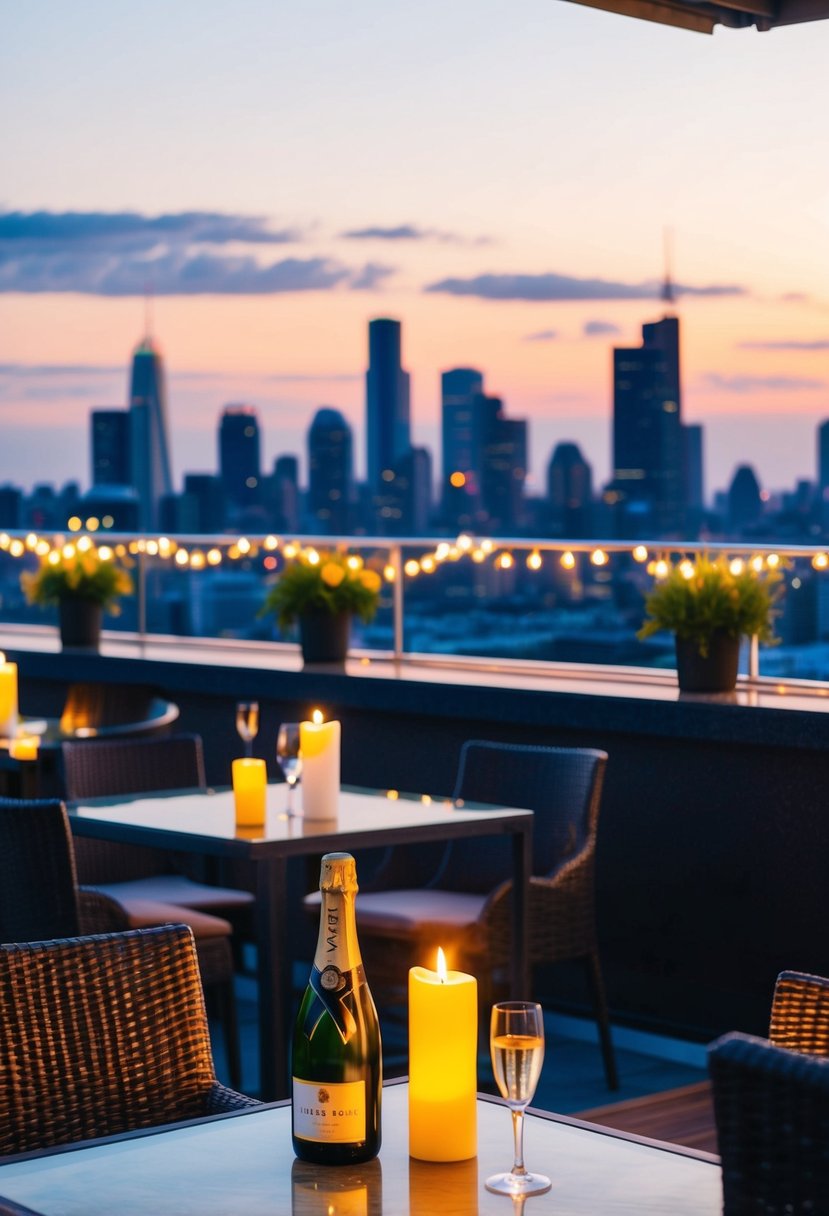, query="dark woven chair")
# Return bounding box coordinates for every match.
[0,924,258,1156]
[0,796,242,1090]
[326,741,617,1088]
[709,969,829,1214]
[62,733,255,919]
